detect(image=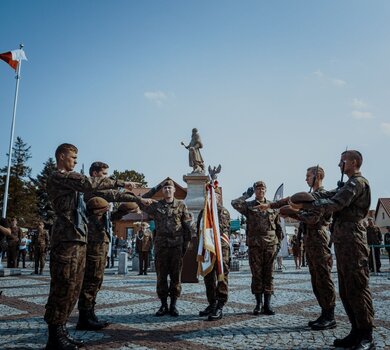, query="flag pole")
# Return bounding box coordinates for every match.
[2,44,23,219]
